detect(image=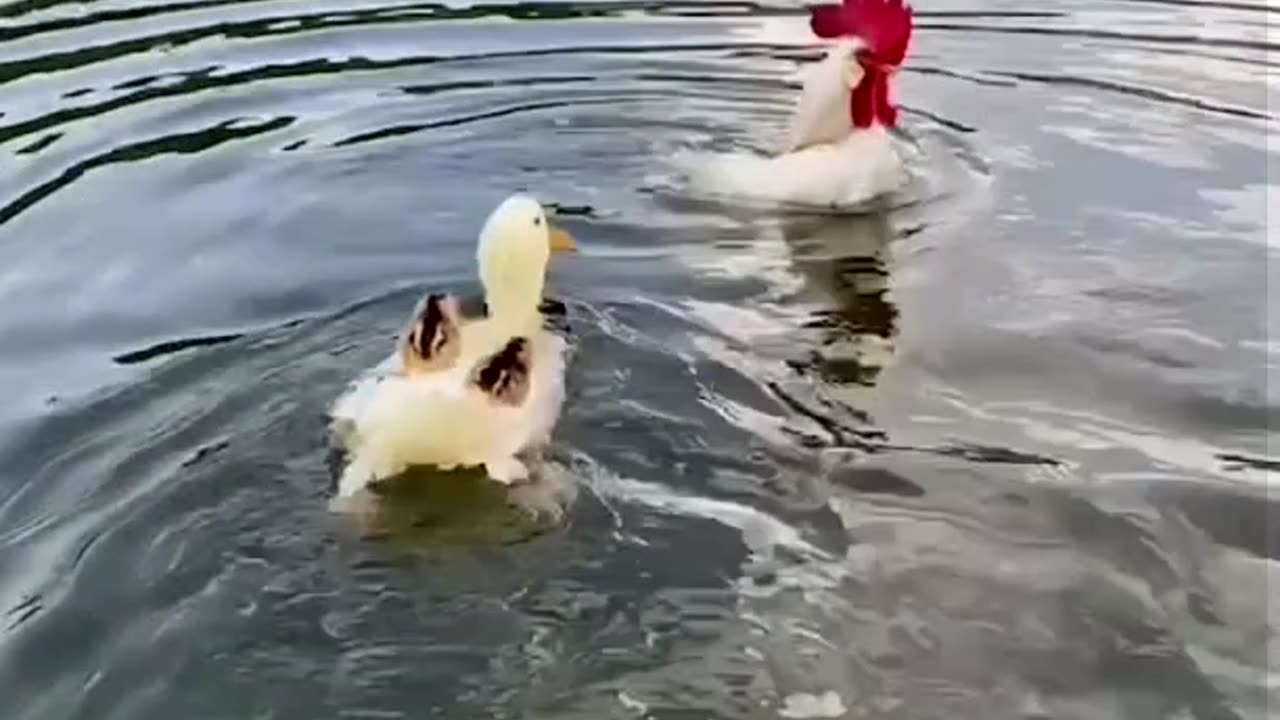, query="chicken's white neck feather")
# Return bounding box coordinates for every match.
[784,40,863,152]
